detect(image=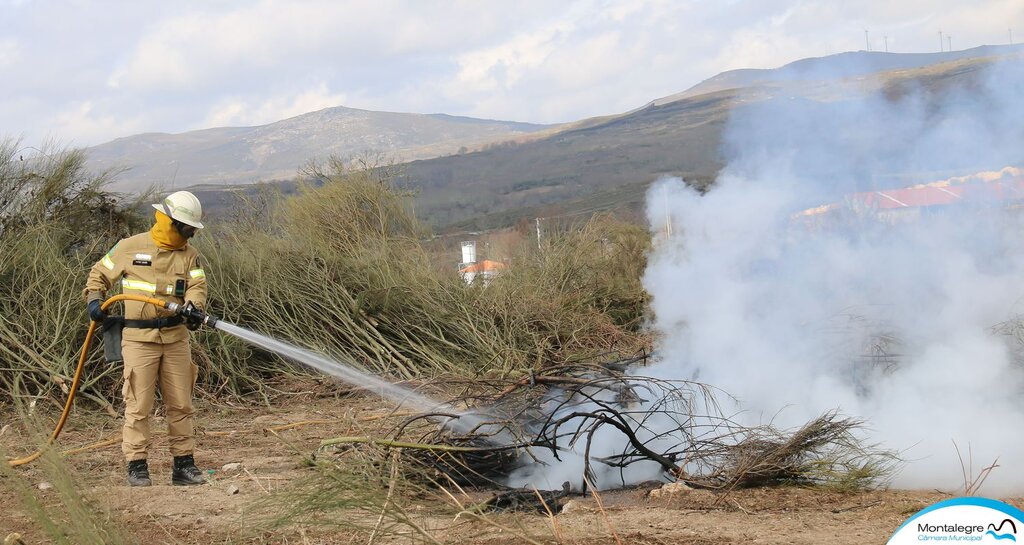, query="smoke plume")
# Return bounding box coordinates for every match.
[645,54,1024,493]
